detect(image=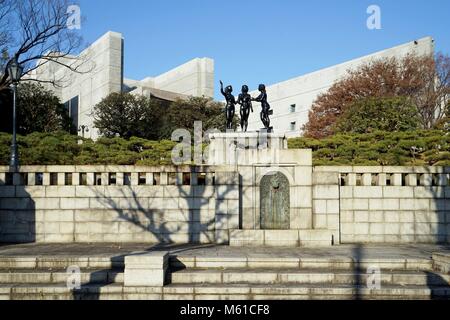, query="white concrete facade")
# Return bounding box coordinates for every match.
[33,32,434,140]
[32,31,124,140]
[32,31,214,140]
[246,37,435,137]
[124,57,214,98]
